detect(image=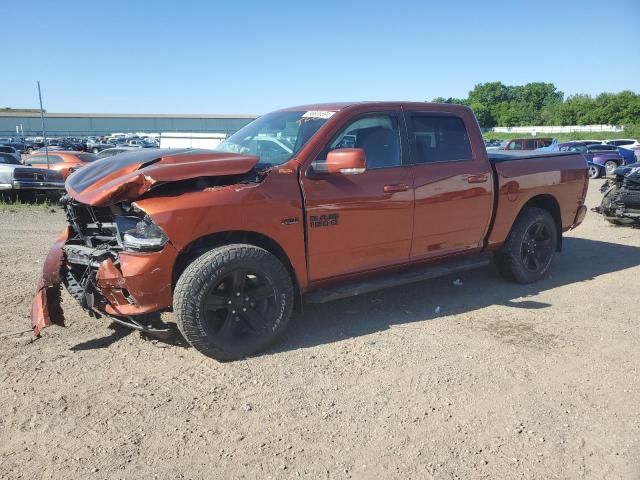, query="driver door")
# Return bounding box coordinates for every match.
[300,112,414,282]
